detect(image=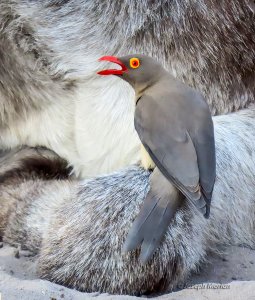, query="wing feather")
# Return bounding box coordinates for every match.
[135,93,215,205]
